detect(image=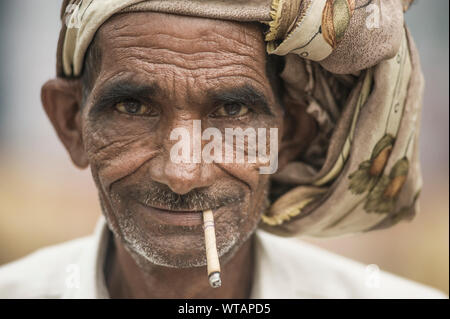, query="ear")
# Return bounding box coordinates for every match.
[41,78,89,168]
[277,97,317,171]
